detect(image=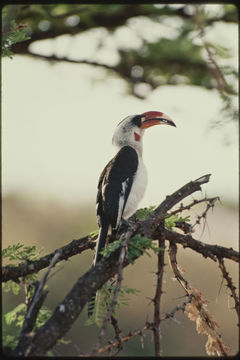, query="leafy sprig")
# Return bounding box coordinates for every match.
[2,243,44,263]
[2,20,31,58]
[165,214,190,230]
[86,283,140,327]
